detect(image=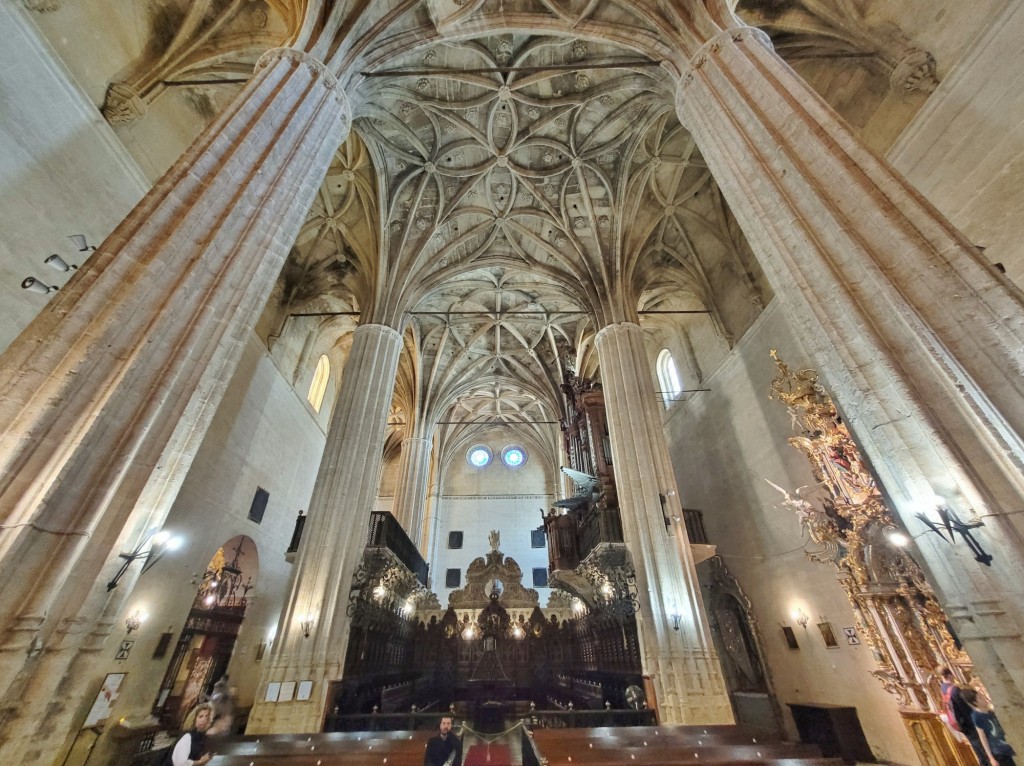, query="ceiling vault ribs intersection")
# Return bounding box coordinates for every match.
[344,28,764,467]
